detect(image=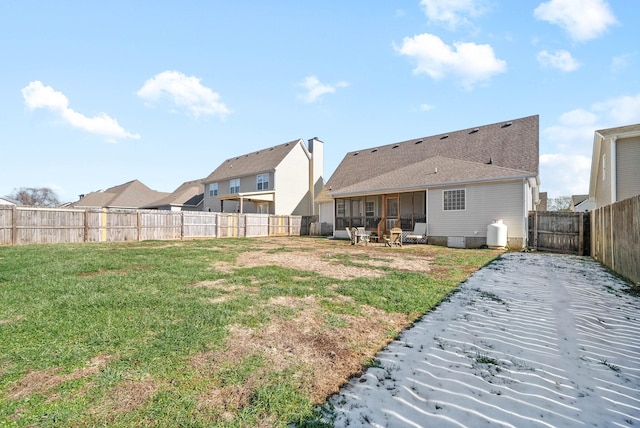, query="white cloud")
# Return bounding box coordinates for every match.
[394,33,506,90]
[610,53,634,74]
[419,103,435,111]
[540,93,640,197]
[543,109,598,154]
[537,50,580,72]
[137,71,230,119]
[420,0,487,29]
[592,93,640,125]
[540,153,592,198]
[21,81,140,141]
[297,75,349,104]
[534,0,618,42]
